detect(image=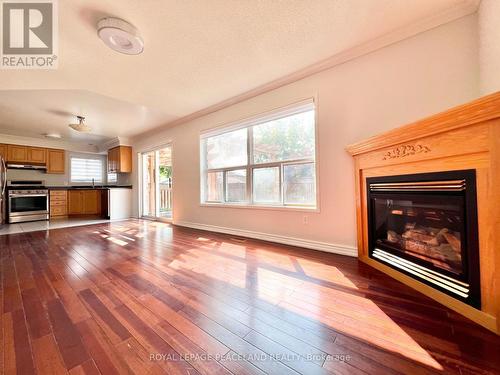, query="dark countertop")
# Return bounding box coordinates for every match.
[47,185,133,190]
